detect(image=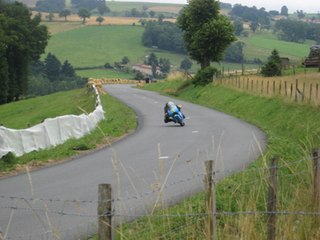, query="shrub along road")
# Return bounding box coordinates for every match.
[0,84,266,239]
